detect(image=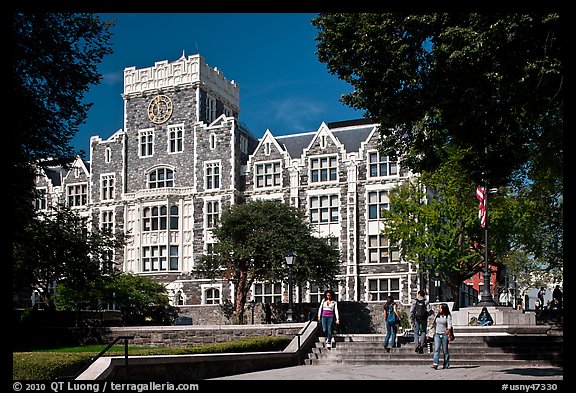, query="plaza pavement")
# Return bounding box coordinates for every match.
[209,363,563,381]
